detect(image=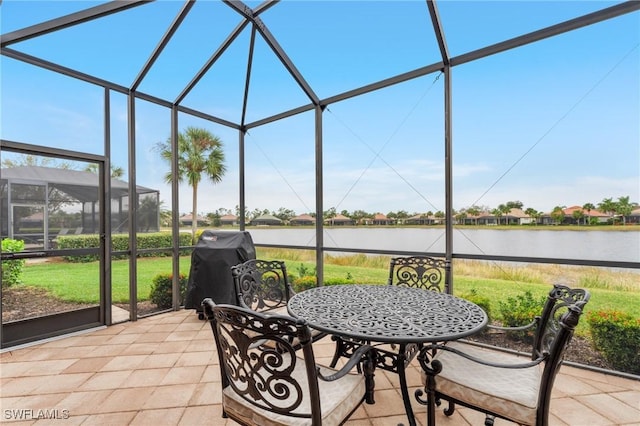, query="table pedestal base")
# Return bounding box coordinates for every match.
[331,336,421,426]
